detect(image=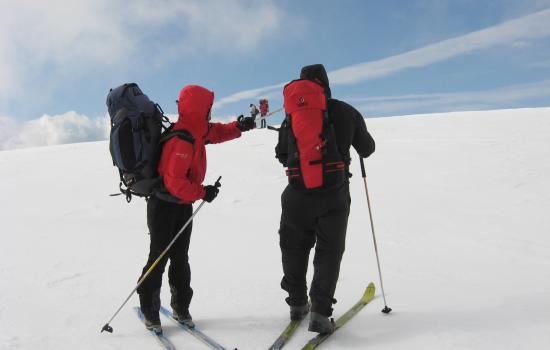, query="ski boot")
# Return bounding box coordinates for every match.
[290,302,310,321]
[173,309,195,328]
[308,312,335,334]
[143,311,162,334]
